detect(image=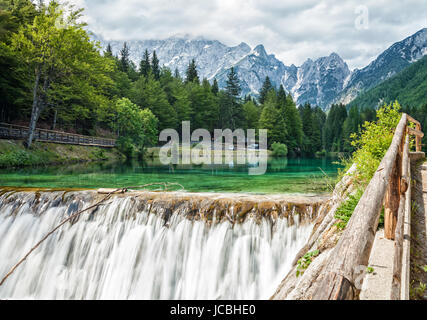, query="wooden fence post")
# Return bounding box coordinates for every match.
[416,123,422,152]
[384,131,404,240]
